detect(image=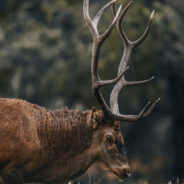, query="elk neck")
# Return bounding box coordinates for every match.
[36,108,103,181]
[37,108,101,162]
